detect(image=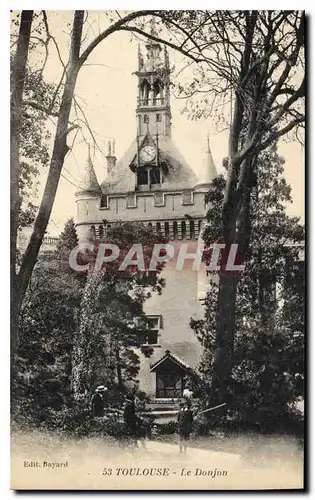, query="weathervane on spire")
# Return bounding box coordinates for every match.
[138,43,144,70]
[207,134,210,152]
